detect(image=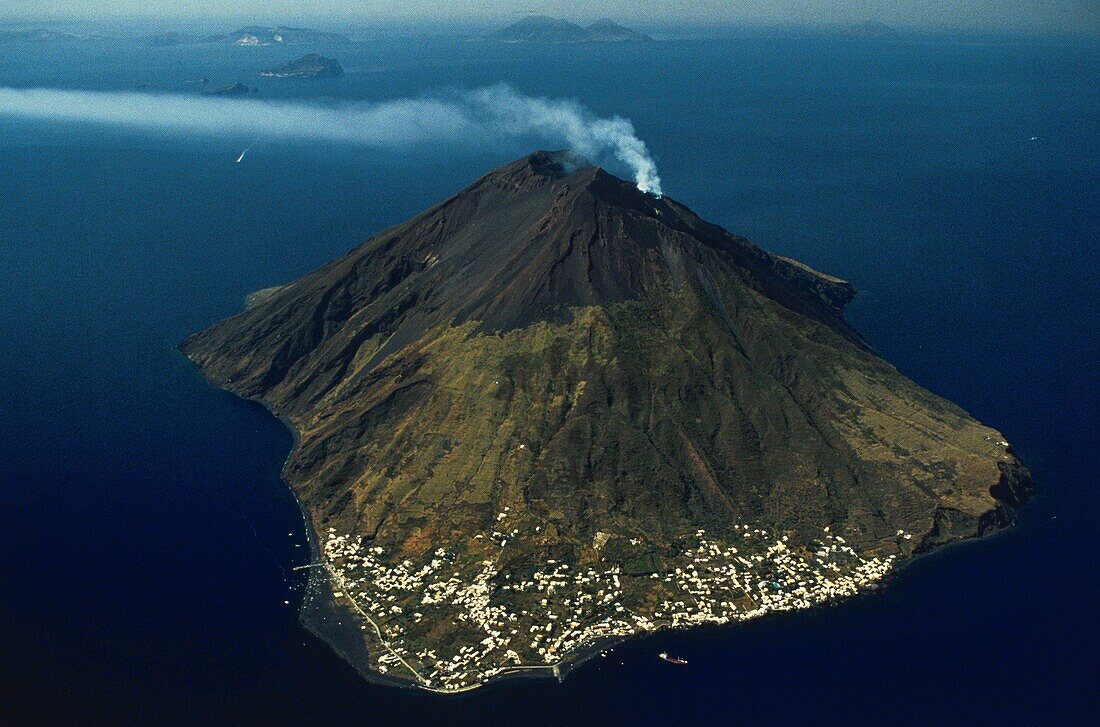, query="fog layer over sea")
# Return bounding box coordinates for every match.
[0,28,1096,723]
